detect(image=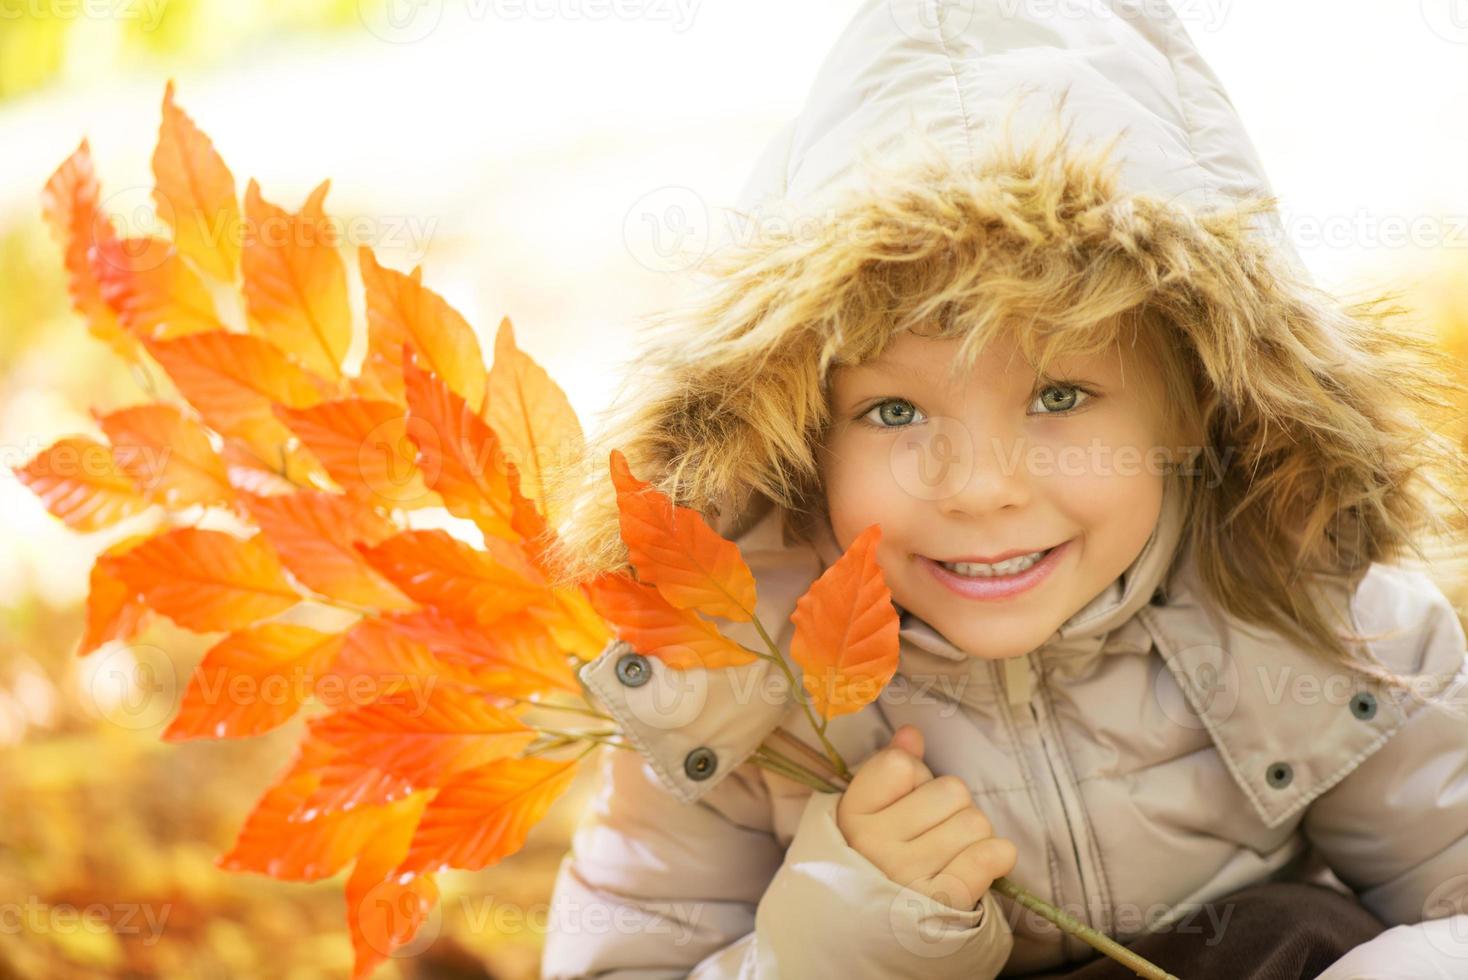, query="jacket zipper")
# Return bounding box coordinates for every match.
[1018,651,1099,960]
